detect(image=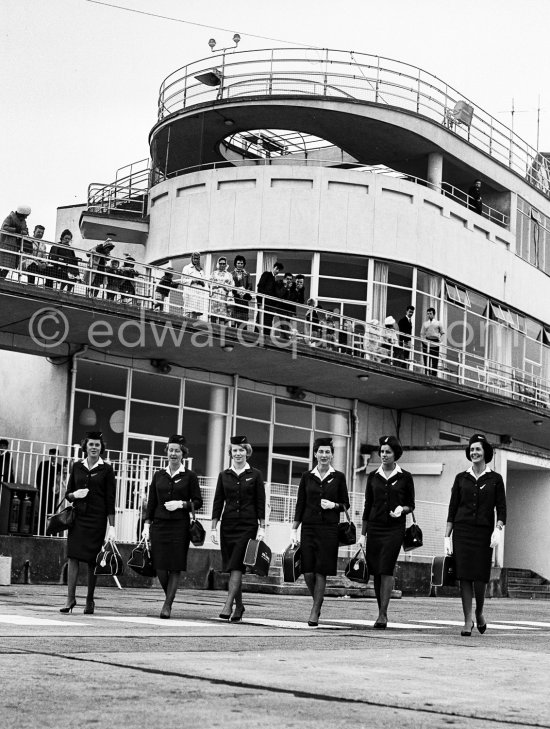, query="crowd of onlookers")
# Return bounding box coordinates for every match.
[1,205,446,372]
